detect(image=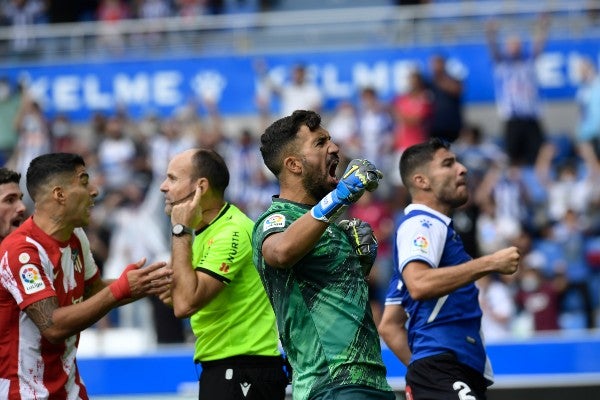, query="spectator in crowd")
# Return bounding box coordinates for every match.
[515,254,566,333]
[253,110,393,399]
[255,61,323,119]
[575,57,600,165]
[96,0,131,53]
[476,195,520,257]
[551,209,596,329]
[0,152,171,399]
[327,100,360,163]
[391,69,433,153]
[102,183,170,333]
[485,15,549,166]
[357,87,395,195]
[6,91,51,210]
[427,54,464,143]
[49,113,78,153]
[46,0,97,23]
[357,87,394,163]
[176,0,204,18]
[136,0,172,19]
[96,115,141,194]
[226,128,277,220]
[477,273,517,341]
[134,0,173,48]
[1,0,47,55]
[475,161,536,235]
[160,148,288,399]
[0,77,22,165]
[453,124,507,185]
[0,167,26,242]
